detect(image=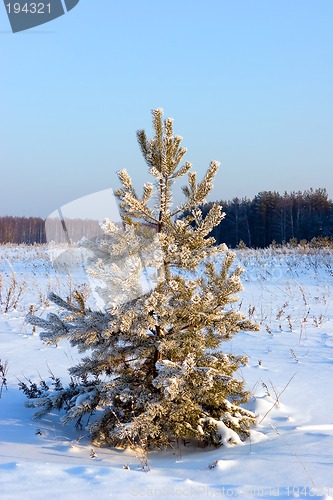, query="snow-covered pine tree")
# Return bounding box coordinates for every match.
[26,109,259,450]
